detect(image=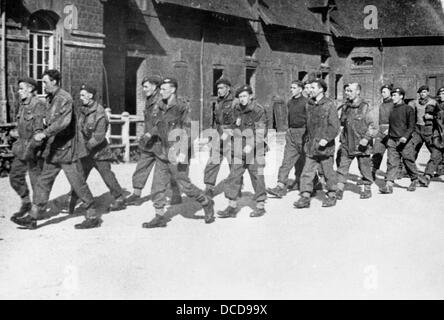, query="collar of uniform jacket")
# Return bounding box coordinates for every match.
[81,101,98,115]
[162,95,179,111]
[20,96,33,106]
[218,92,233,104]
[237,101,255,113]
[347,97,364,108]
[147,89,161,106]
[419,97,432,105]
[47,87,61,103]
[310,96,328,106]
